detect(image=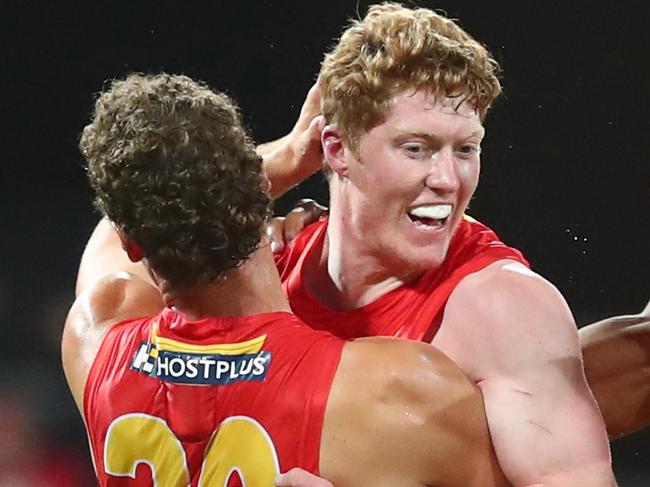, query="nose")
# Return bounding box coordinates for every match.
[425,148,460,194]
